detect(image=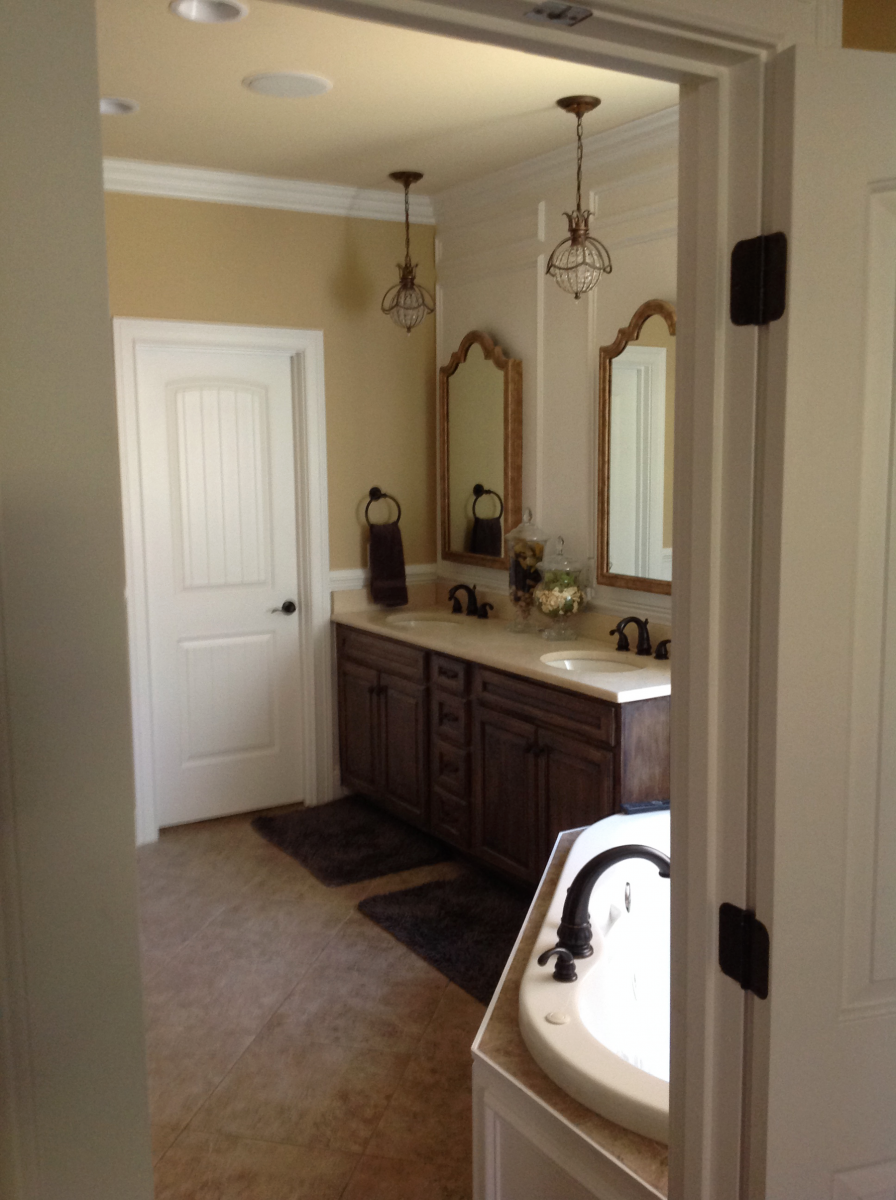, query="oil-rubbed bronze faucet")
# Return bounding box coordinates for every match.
[448,584,480,616]
[609,615,652,655]
[546,843,671,969]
